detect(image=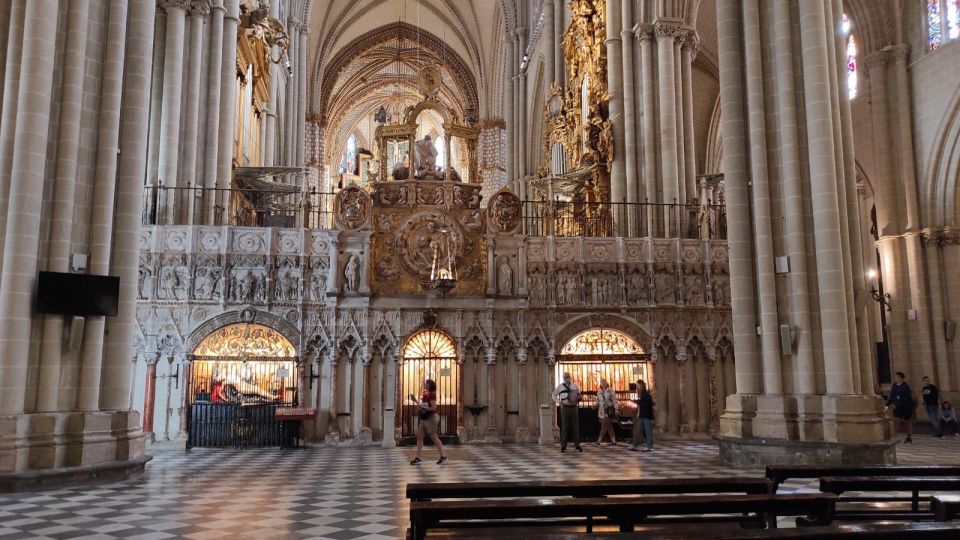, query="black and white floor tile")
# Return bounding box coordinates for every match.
[1,435,958,539]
